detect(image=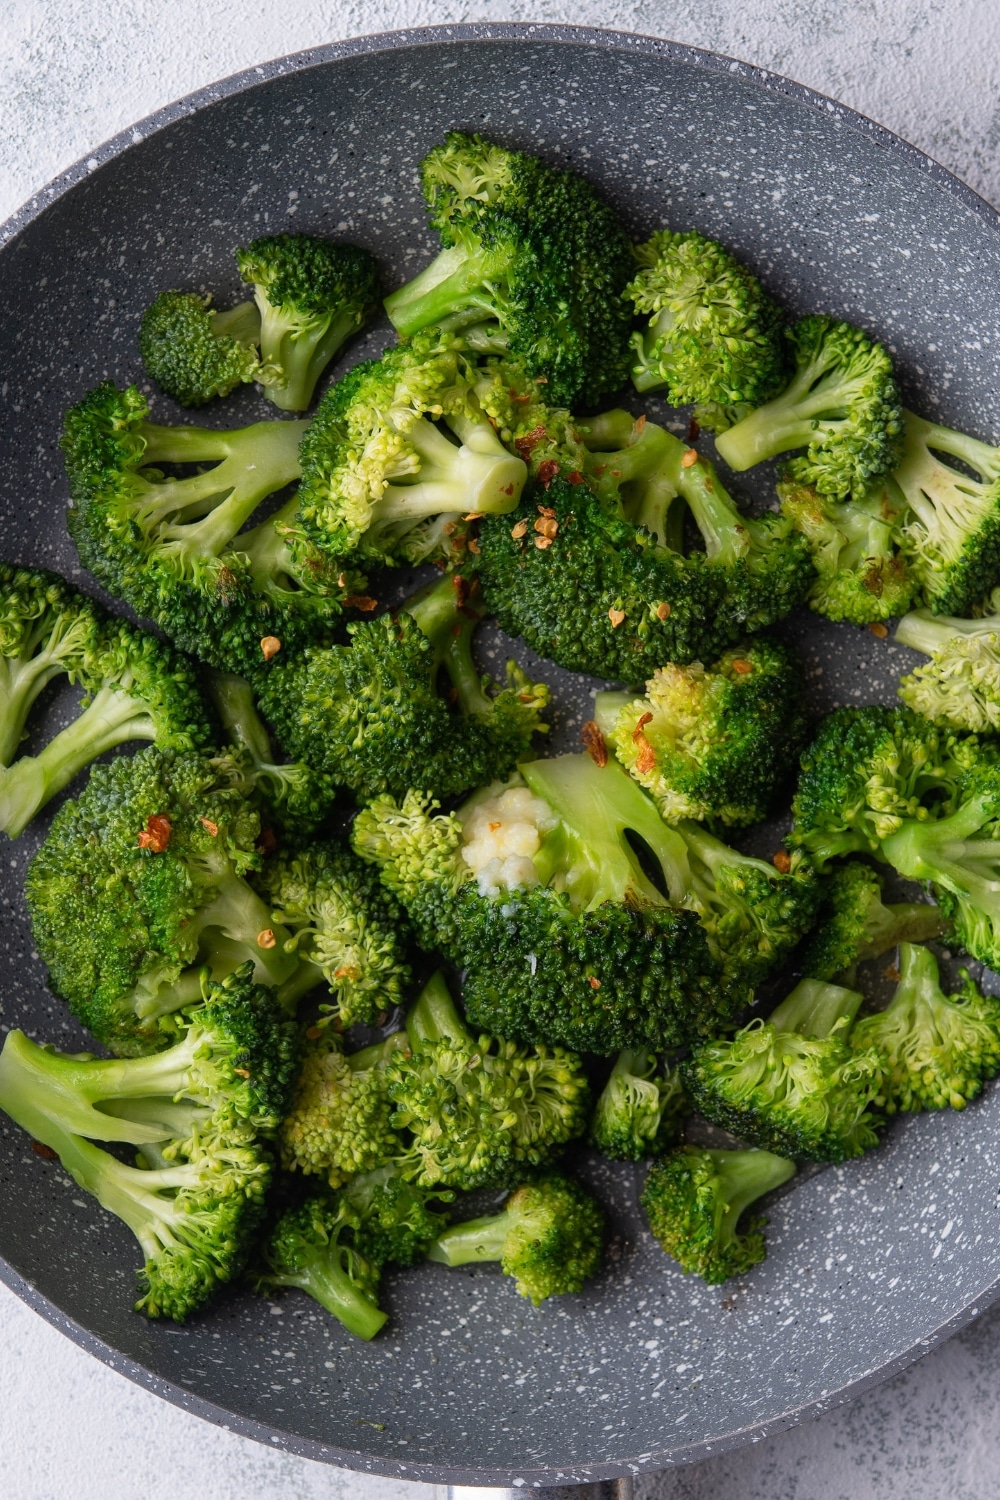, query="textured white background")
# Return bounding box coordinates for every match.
[4,3,1000,1497]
